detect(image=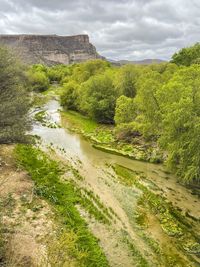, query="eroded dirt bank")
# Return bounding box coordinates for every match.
[0,145,53,266]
